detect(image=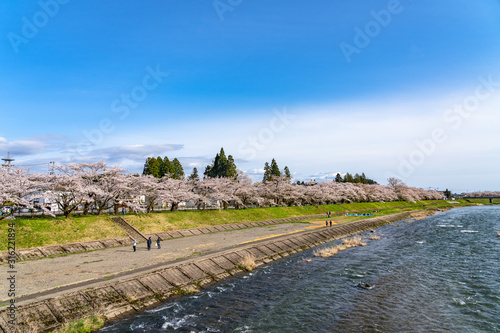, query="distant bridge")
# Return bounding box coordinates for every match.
[460,196,500,203]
